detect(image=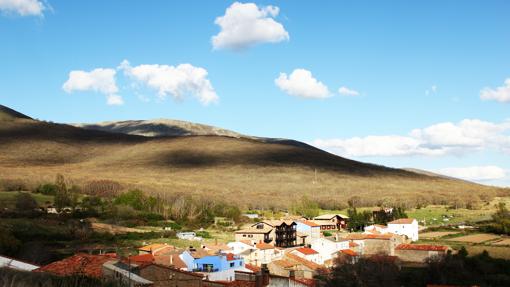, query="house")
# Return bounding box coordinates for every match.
[295,221,321,245]
[138,263,205,287]
[102,260,154,286]
[338,249,359,264]
[394,244,449,263]
[228,241,283,266]
[290,248,321,264]
[236,221,297,248]
[345,233,405,256]
[387,218,419,242]
[180,248,248,282]
[311,214,349,231]
[0,255,39,271]
[310,236,349,265]
[178,232,203,241]
[283,253,324,279]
